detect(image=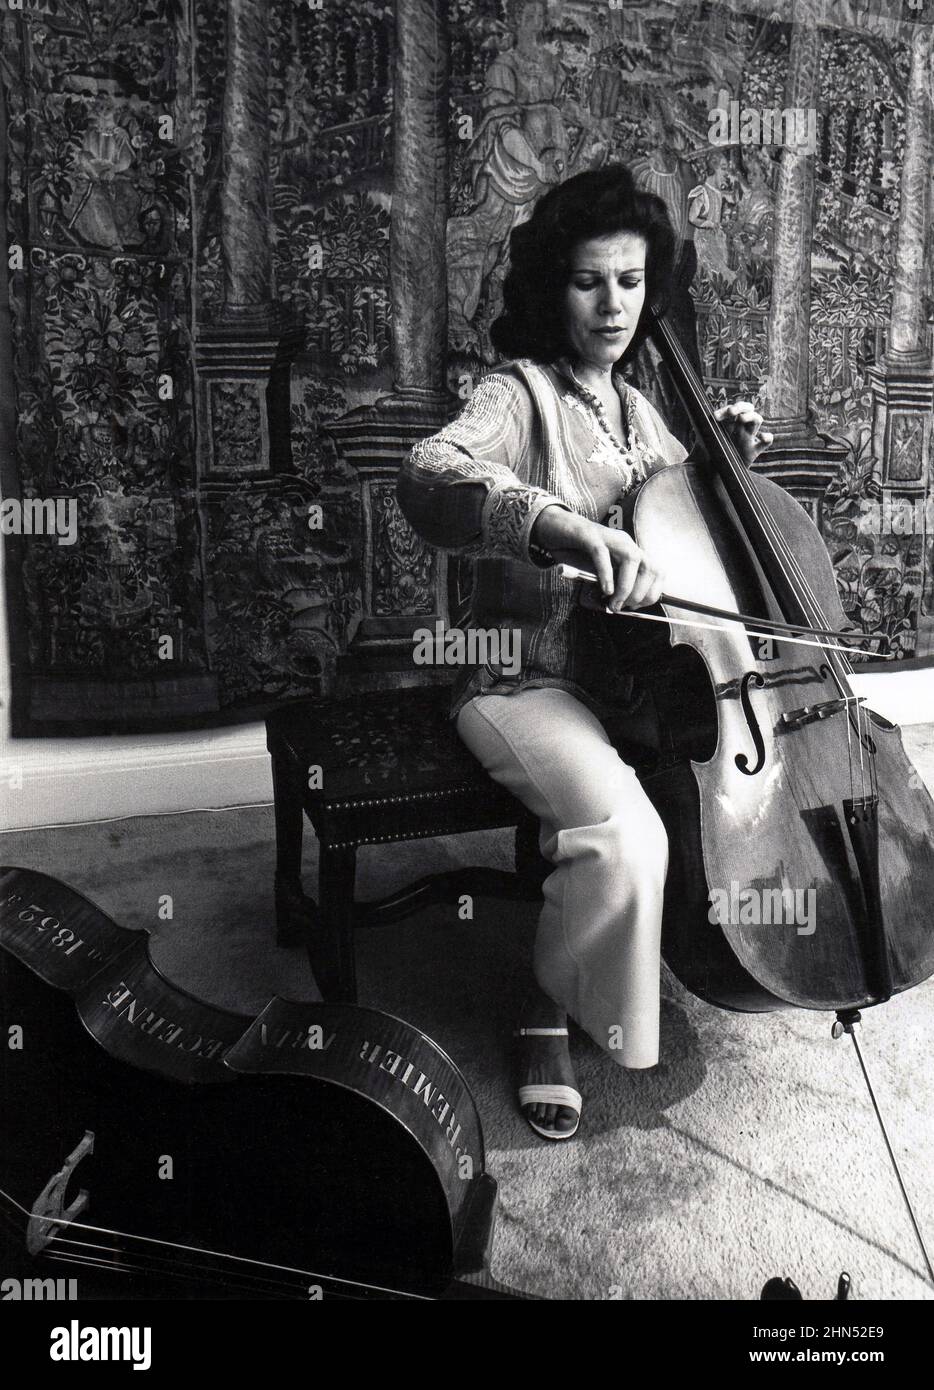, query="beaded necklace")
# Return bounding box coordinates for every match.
[555,358,659,492]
